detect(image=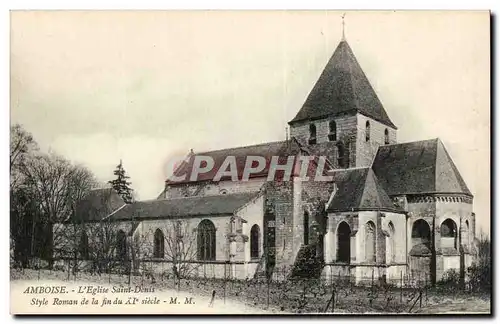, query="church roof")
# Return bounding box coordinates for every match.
[168,140,303,184]
[110,191,260,221]
[372,138,472,197]
[326,168,402,213]
[289,40,397,129]
[72,188,125,222]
